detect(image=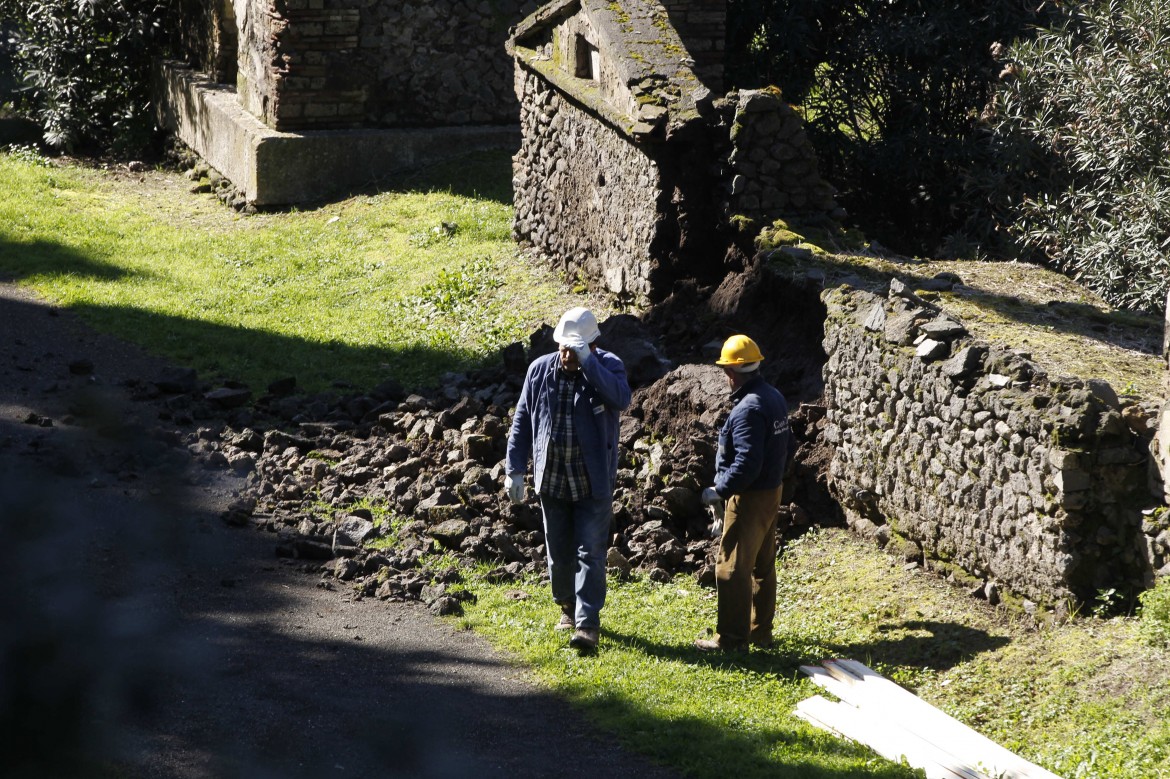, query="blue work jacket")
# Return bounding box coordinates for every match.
[506,349,631,501]
[714,373,792,498]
